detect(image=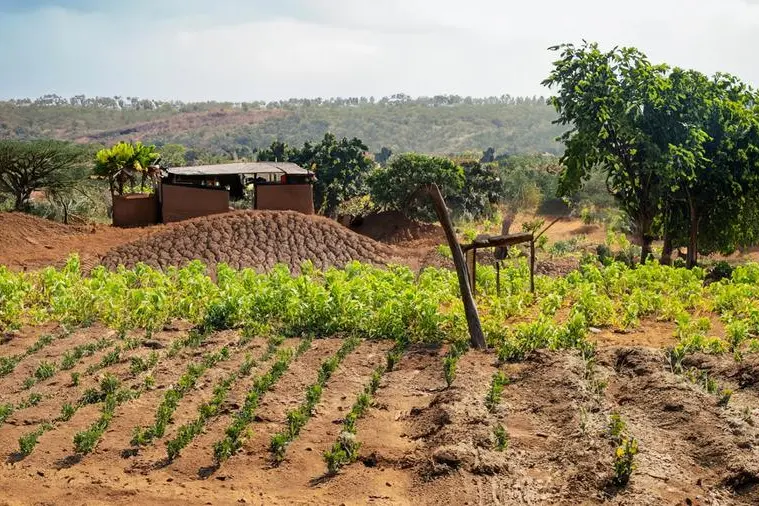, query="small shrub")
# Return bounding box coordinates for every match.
[0,403,14,424]
[99,373,120,395]
[612,437,639,486]
[442,353,458,388]
[18,431,41,456]
[607,412,626,443]
[270,432,289,463]
[485,371,509,412]
[59,403,76,421]
[493,423,508,451]
[34,361,56,382]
